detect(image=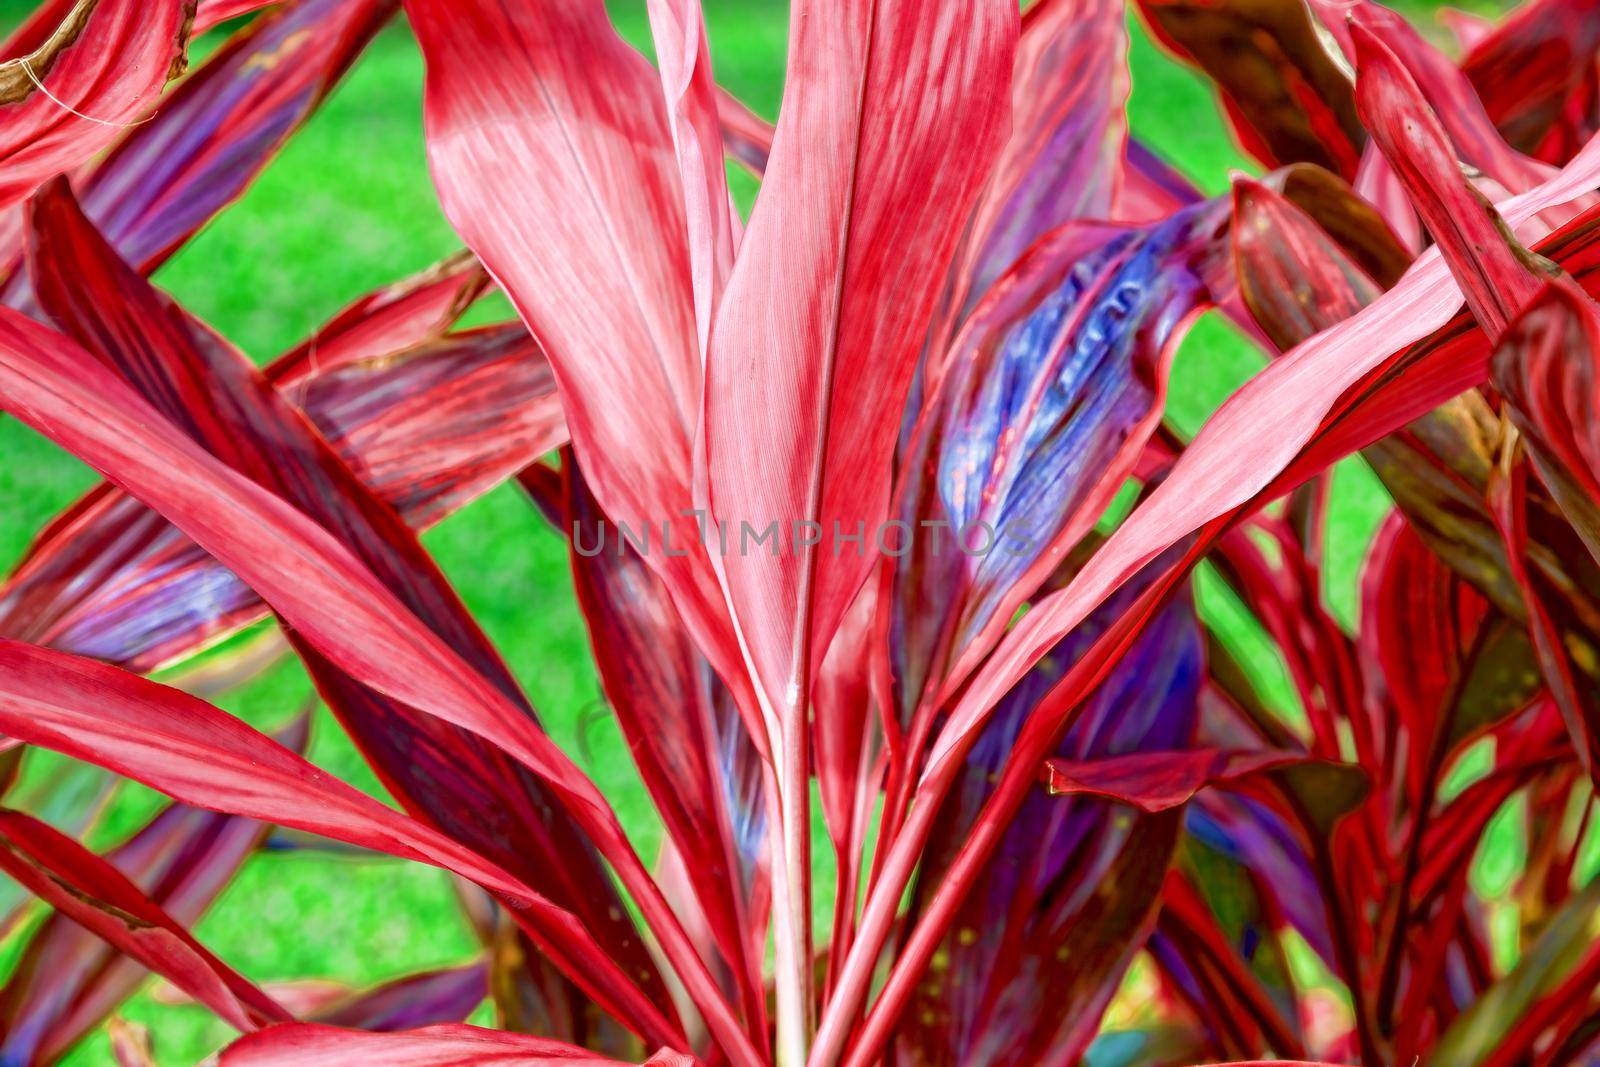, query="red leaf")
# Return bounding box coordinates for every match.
[1309,0,1551,196]
[0,188,751,1067]
[1232,171,1600,680]
[0,808,288,1034]
[0,639,683,1049]
[194,0,280,33]
[221,1023,696,1067]
[312,964,489,1031]
[3,0,396,311]
[893,201,1234,733]
[25,178,688,1044]
[882,591,1204,1066]
[1042,748,1355,813]
[1489,280,1600,777]
[0,720,306,1065]
[1133,0,1364,177]
[1230,175,1387,351]
[0,0,190,214]
[702,0,1015,727]
[0,323,559,674]
[268,251,489,383]
[930,0,1130,355]
[1459,0,1600,162]
[566,460,766,1033]
[1493,278,1600,561]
